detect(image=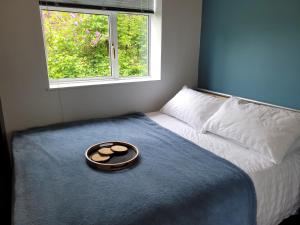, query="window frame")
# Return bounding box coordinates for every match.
[40,5,151,86]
